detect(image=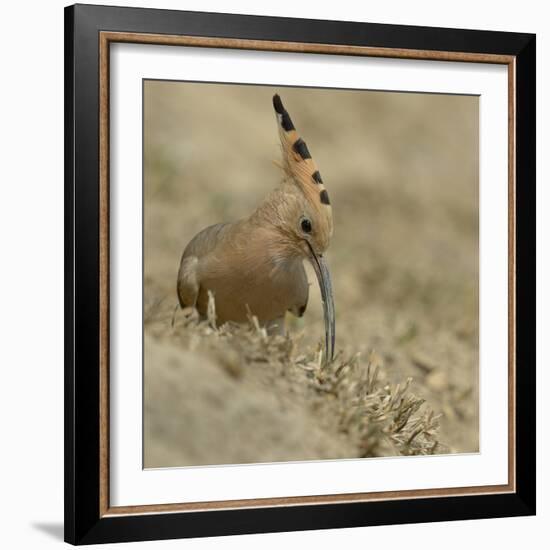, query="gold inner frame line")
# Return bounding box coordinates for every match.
[98,31,516,518]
